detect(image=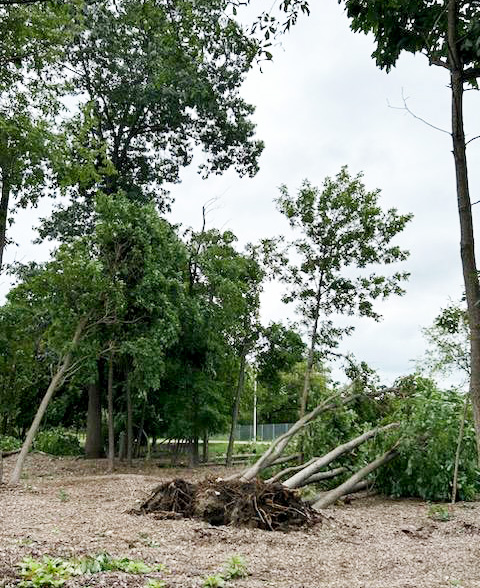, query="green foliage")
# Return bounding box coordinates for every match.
[277,166,411,361]
[202,555,247,587]
[146,581,166,588]
[374,376,480,501]
[57,489,69,503]
[202,574,226,588]
[34,428,82,456]
[43,0,264,240]
[420,301,470,379]
[19,556,77,588]
[341,0,480,82]
[223,555,248,580]
[18,553,167,587]
[0,435,21,452]
[427,503,452,522]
